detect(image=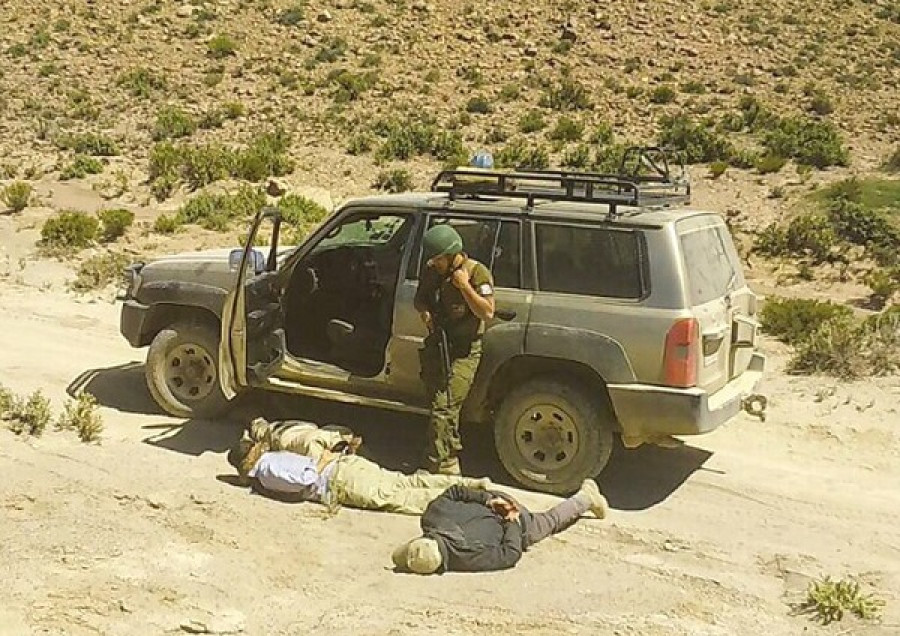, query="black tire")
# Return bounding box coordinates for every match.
[145,320,230,419]
[494,378,615,495]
